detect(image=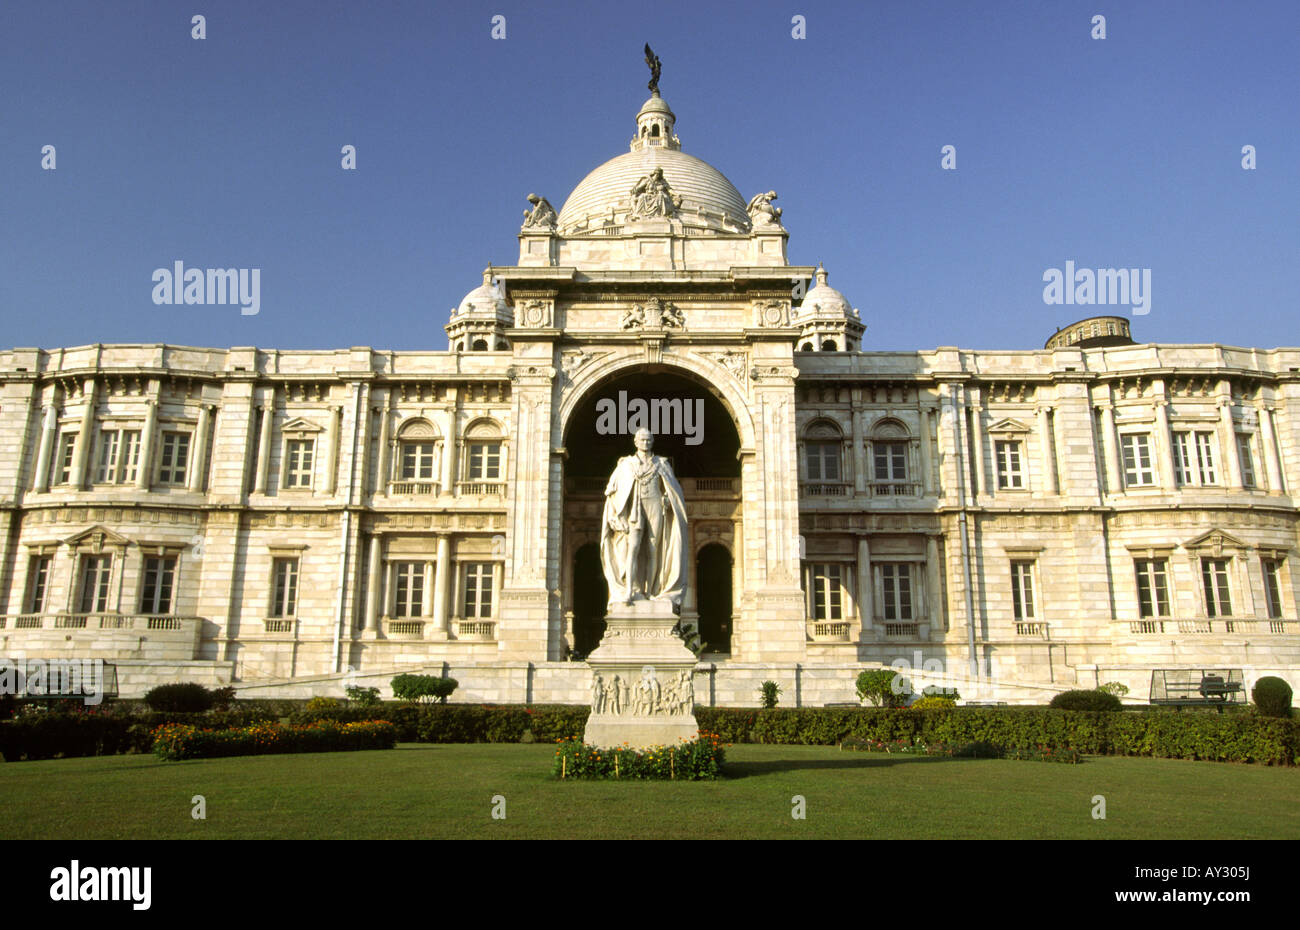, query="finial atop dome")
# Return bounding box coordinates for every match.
[644,43,662,96]
[815,262,829,287]
[482,265,494,286]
